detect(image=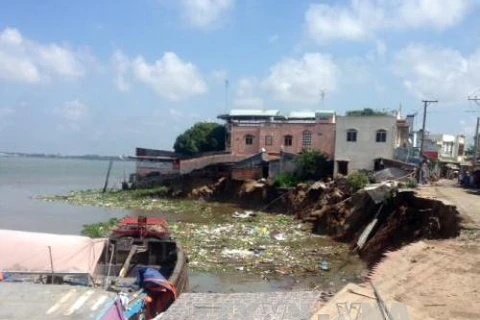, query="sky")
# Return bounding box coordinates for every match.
[1,0,480,155]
